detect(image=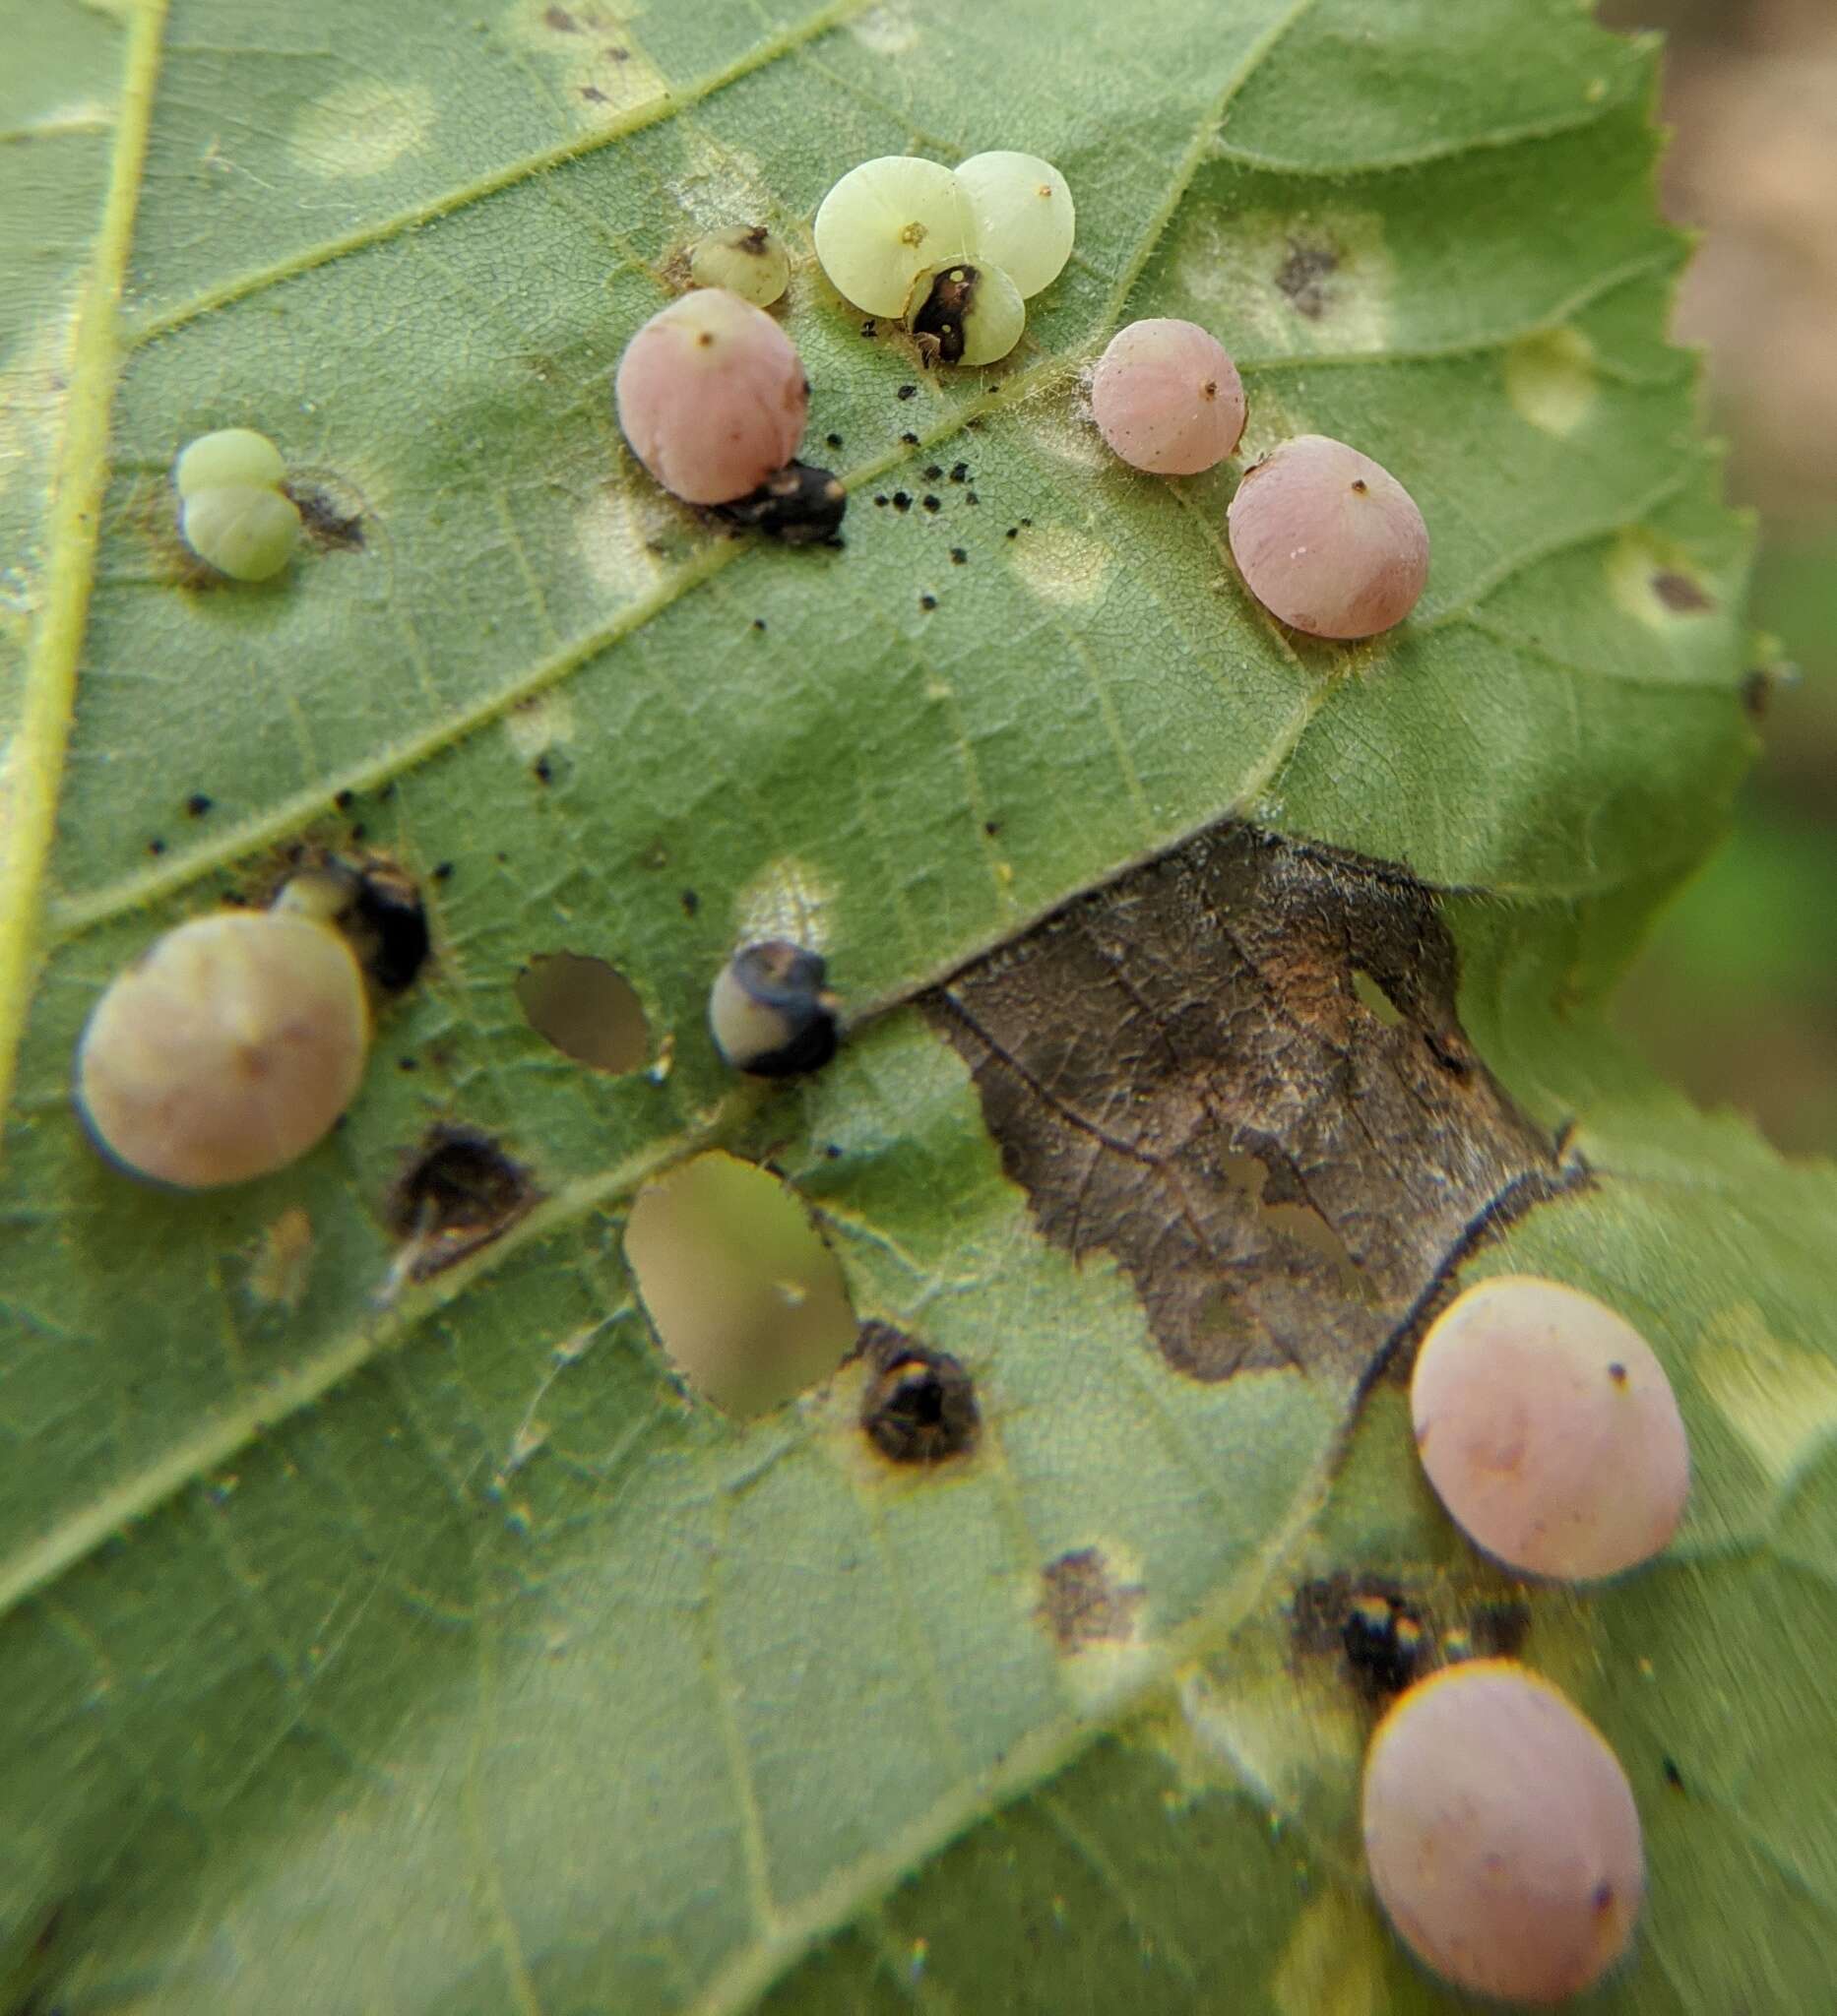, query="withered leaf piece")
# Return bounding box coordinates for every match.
[925,825,1574,1381]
